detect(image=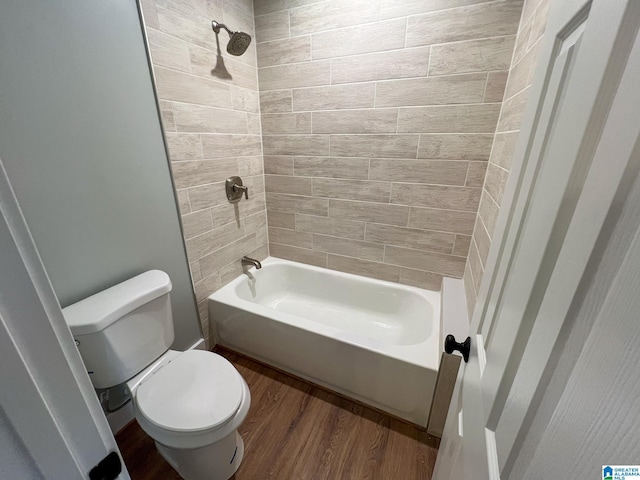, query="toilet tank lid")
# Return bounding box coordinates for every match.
[62,270,172,336]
